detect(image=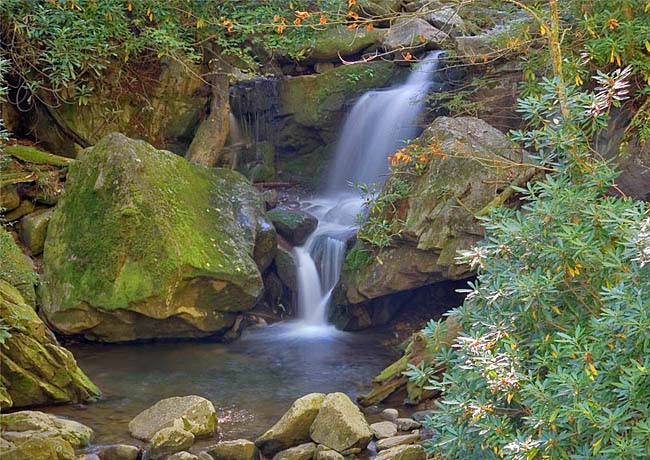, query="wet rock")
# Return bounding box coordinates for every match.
[396,418,421,431]
[272,442,316,460]
[382,18,449,53]
[0,410,93,448]
[207,439,258,460]
[410,410,434,423]
[380,408,399,422]
[146,425,195,460]
[313,445,344,460]
[275,244,298,292]
[0,436,76,460]
[297,27,387,62]
[0,225,36,308]
[3,200,35,222]
[40,133,274,342]
[370,421,397,439]
[96,444,140,460]
[375,432,419,451]
[0,185,20,212]
[197,453,214,460]
[267,209,318,246]
[375,444,426,460]
[19,207,53,255]
[128,395,217,441]
[167,452,198,460]
[256,393,326,457]
[309,393,372,452]
[79,454,102,460]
